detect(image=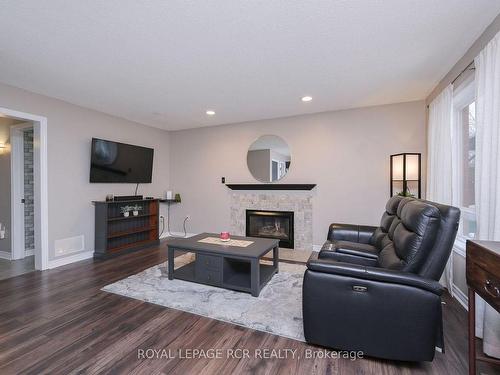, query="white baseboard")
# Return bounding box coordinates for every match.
[48,251,94,269]
[0,251,12,260]
[25,249,34,257]
[452,283,468,311]
[160,232,198,239]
